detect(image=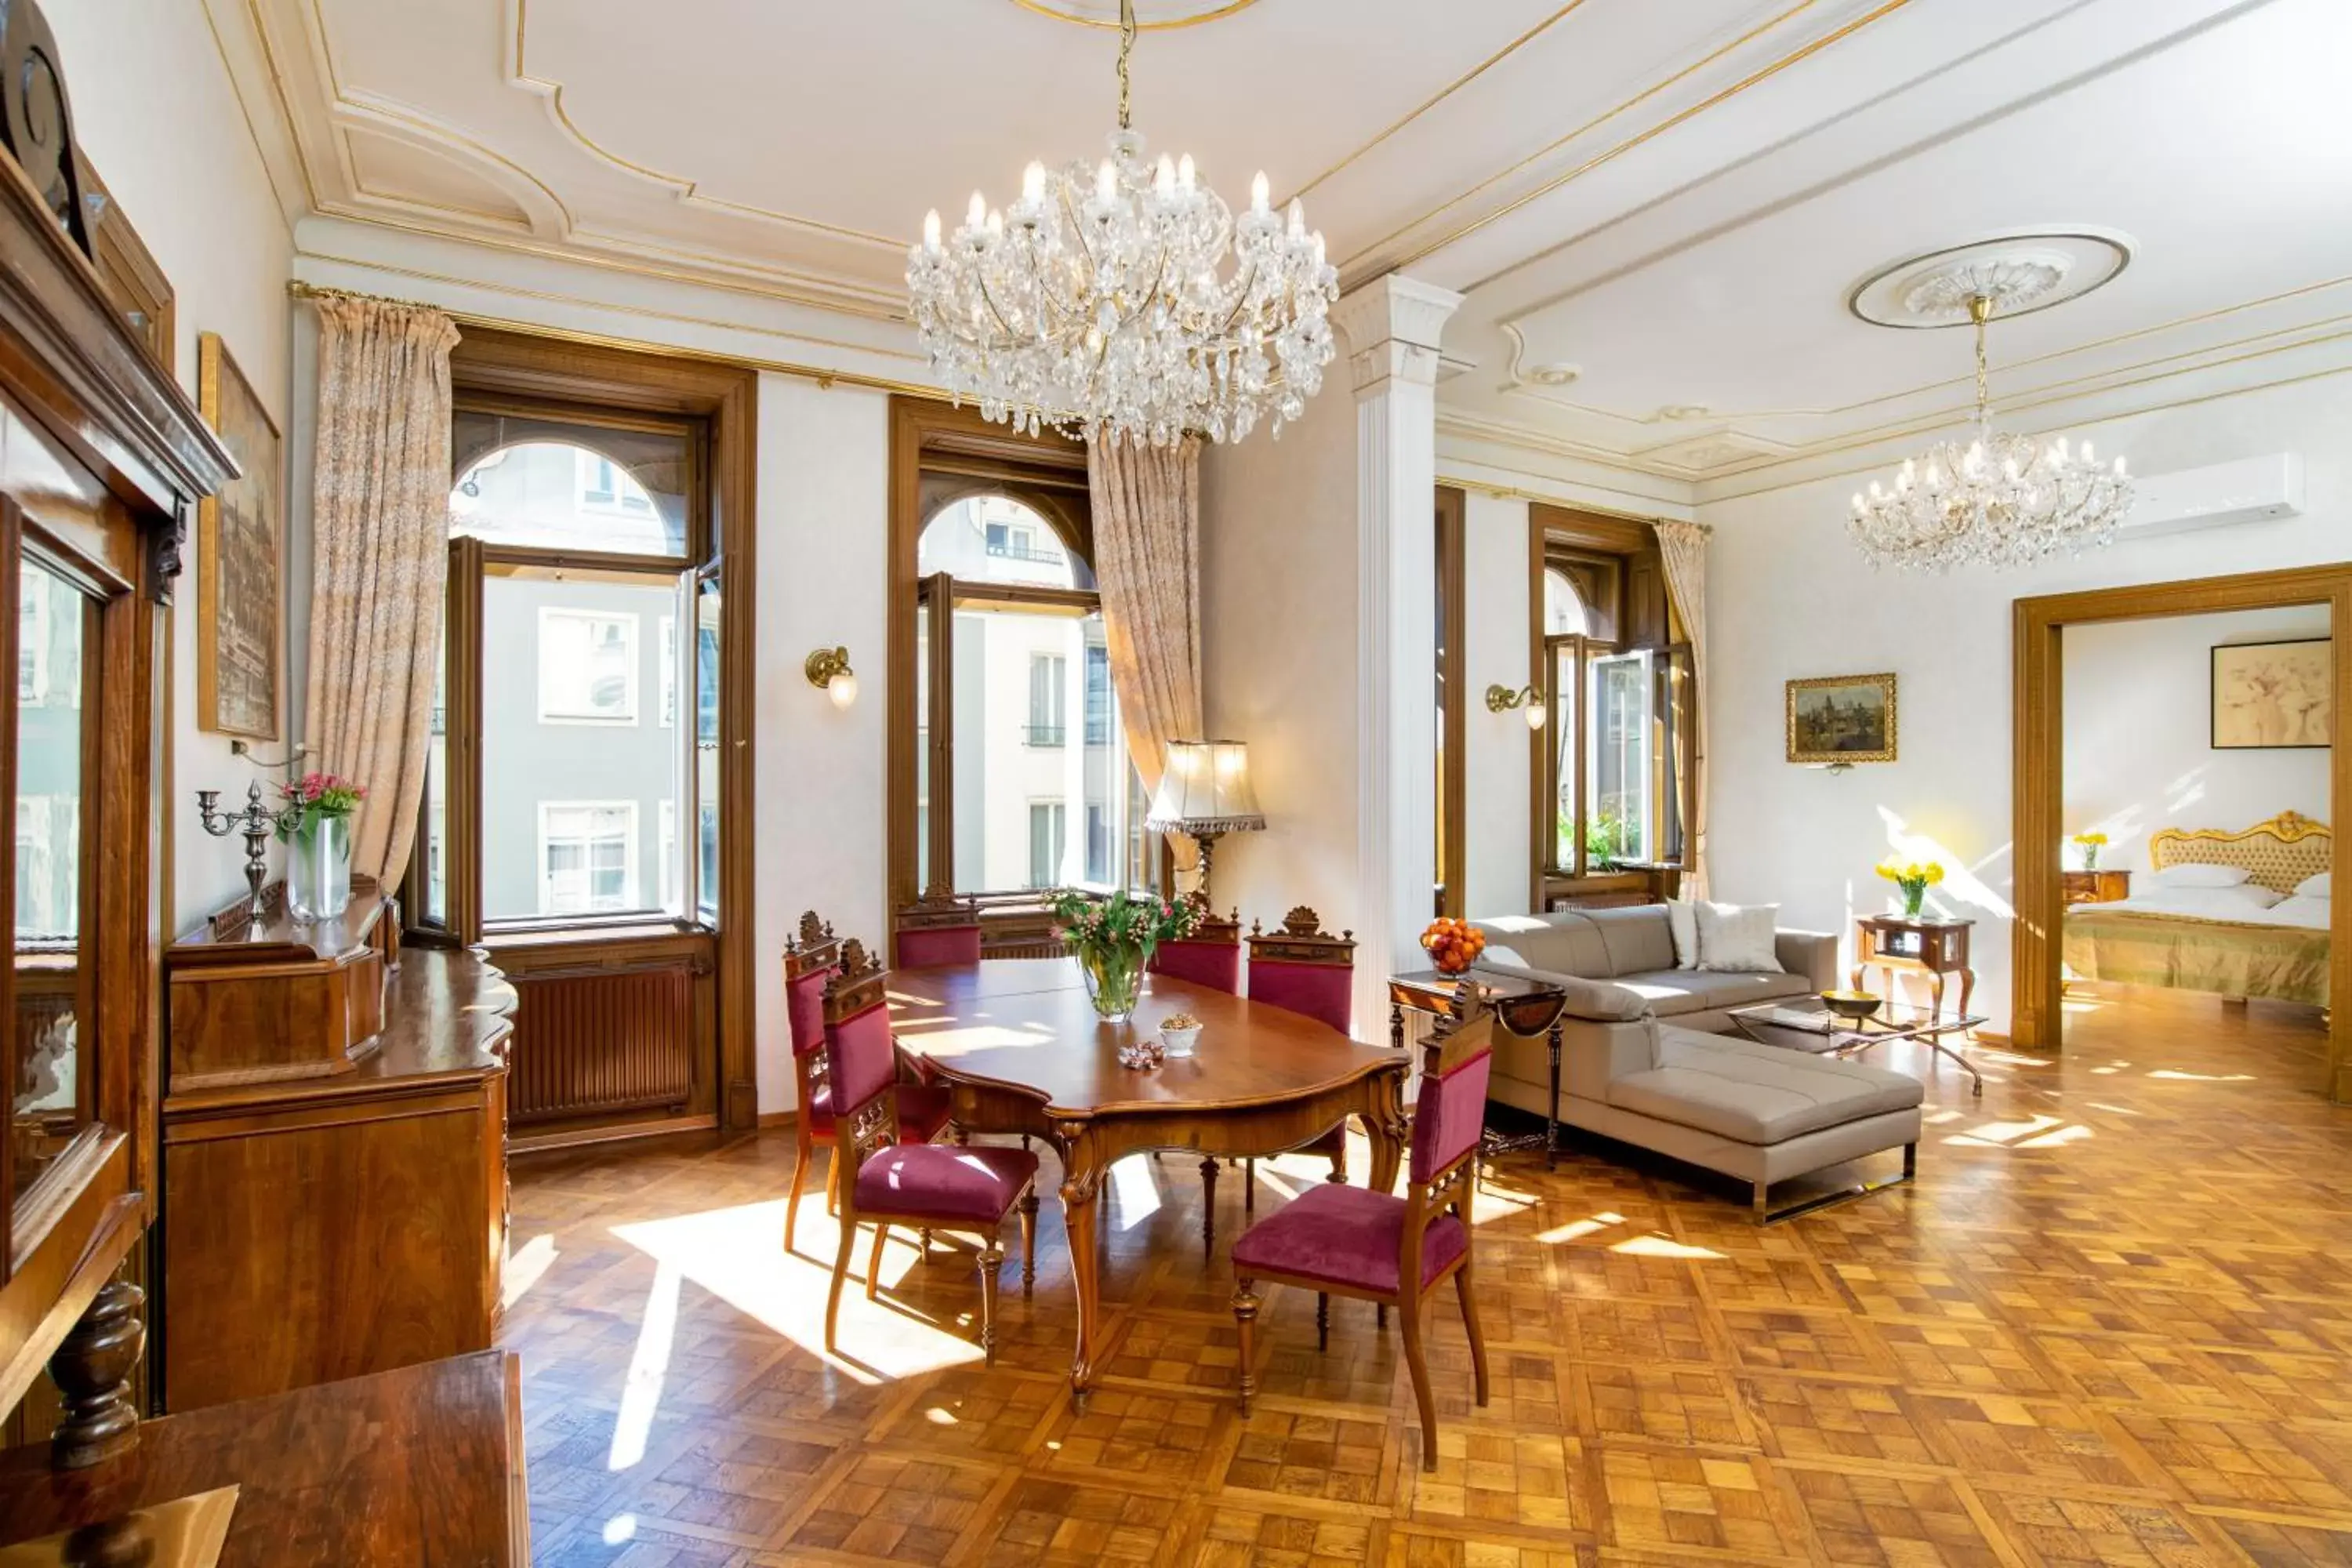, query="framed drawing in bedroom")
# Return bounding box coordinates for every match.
[2212,637,2332,750]
[197,331,282,739]
[1787,671,1897,764]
